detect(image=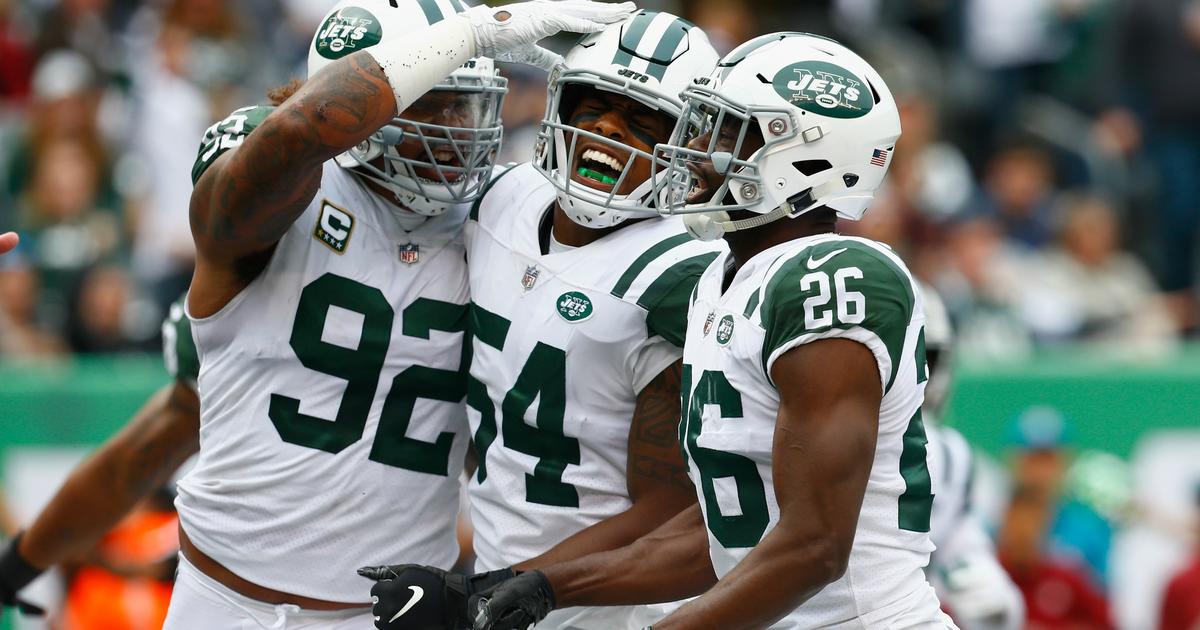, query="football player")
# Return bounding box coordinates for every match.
[4,2,632,629]
[467,32,957,629]
[0,297,200,621]
[171,0,633,624]
[359,11,723,630]
[1,2,636,625]
[921,285,1024,630]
